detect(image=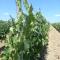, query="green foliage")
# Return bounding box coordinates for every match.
[52,23,60,32]
[0,20,11,39]
[1,0,49,60]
